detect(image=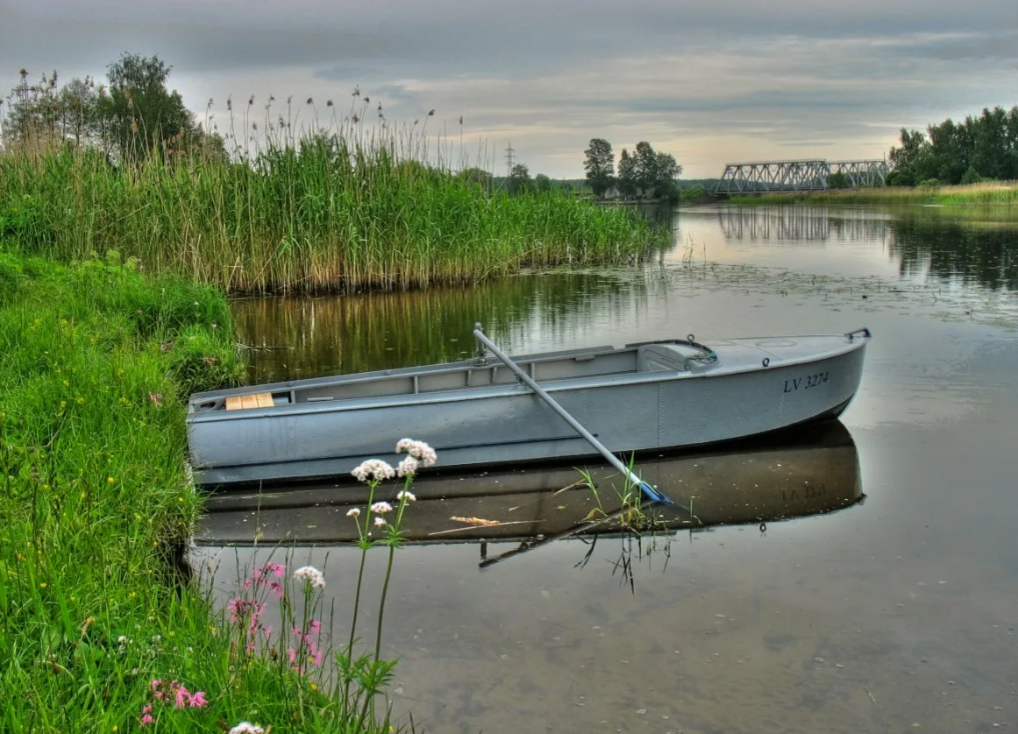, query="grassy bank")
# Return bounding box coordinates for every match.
[730,181,1018,207]
[0,251,403,732]
[0,133,669,294]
